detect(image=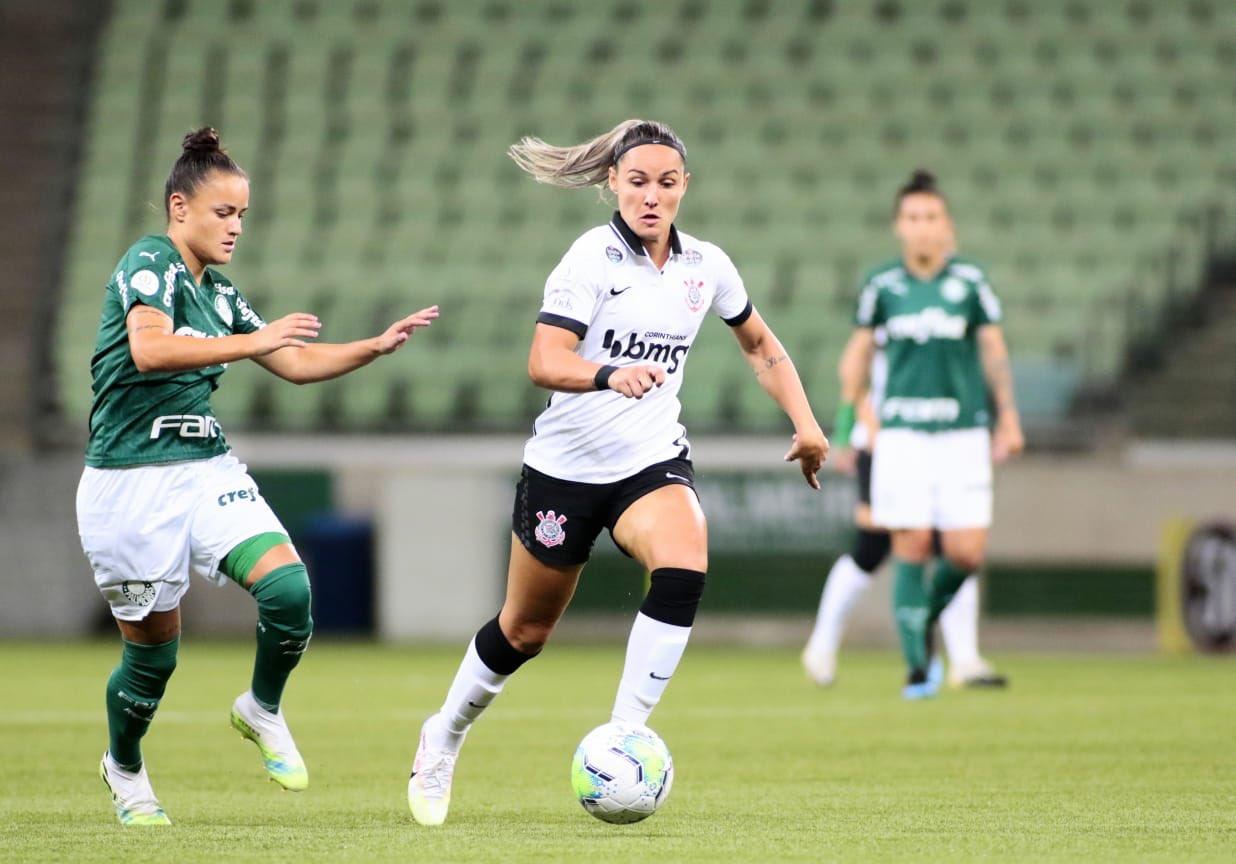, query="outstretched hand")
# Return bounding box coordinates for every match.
[784,426,830,490]
[374,305,440,355]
